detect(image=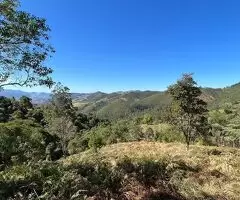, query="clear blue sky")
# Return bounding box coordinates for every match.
[18,0,240,93]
